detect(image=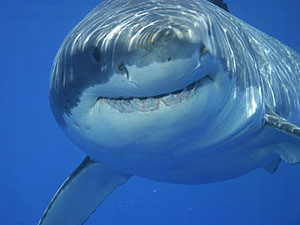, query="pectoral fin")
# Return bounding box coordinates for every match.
[265,107,300,165]
[265,108,300,139]
[38,156,132,225]
[264,158,282,174]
